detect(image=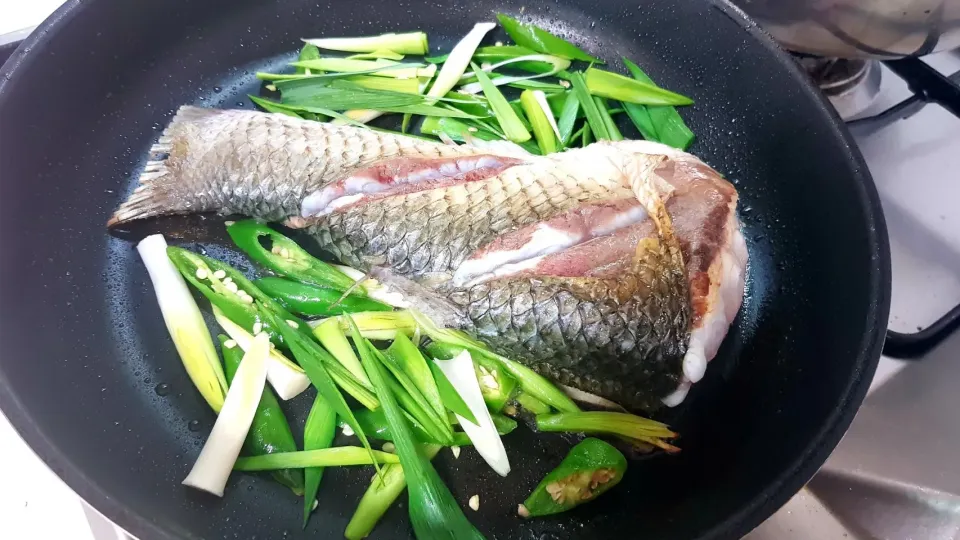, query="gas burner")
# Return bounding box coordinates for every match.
[796,56,881,120]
